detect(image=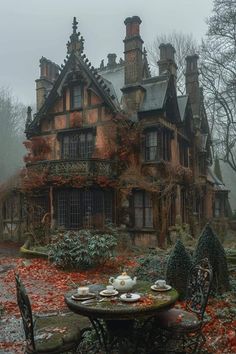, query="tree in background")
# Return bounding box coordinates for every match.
[214,156,223,182]
[0,87,26,182]
[201,0,236,173]
[147,32,198,95]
